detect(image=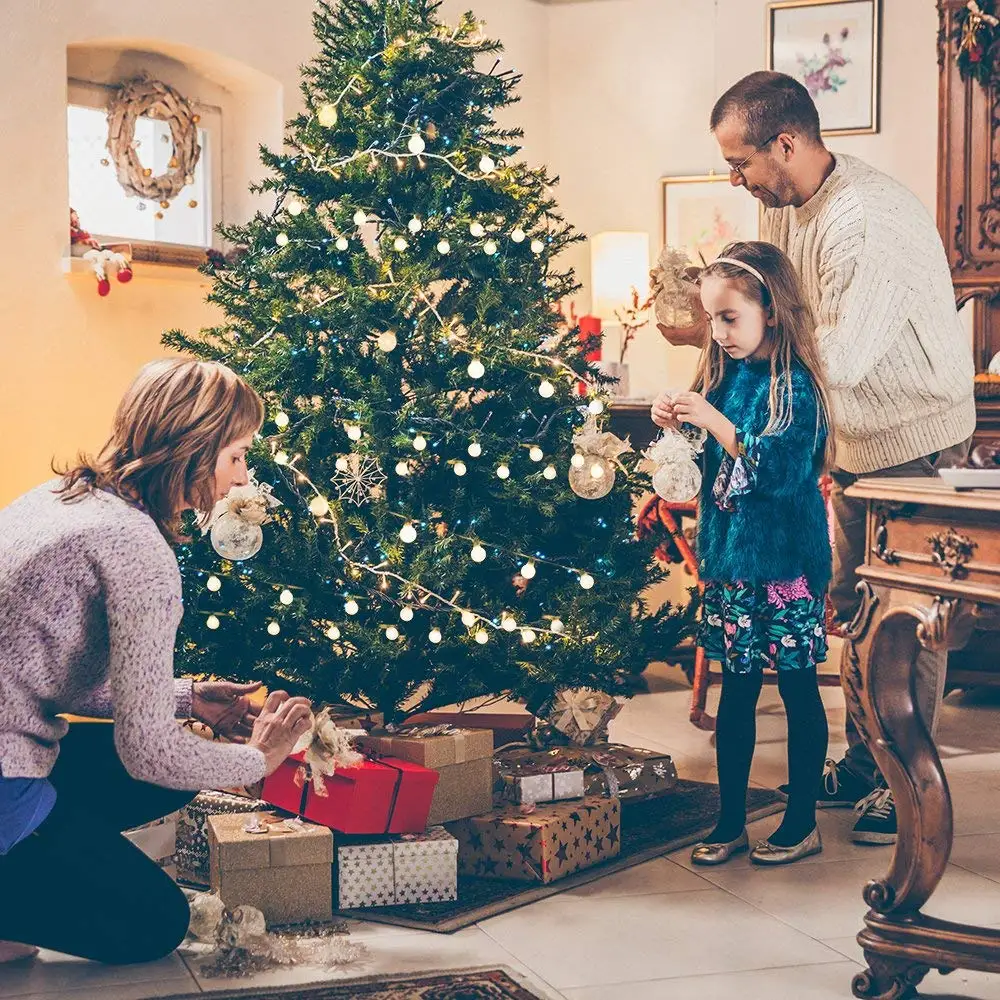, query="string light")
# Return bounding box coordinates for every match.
[521,561,537,580]
[413,435,428,452]
[538,380,555,398]
[483,240,498,256]
[589,399,606,415]
[543,465,557,480]
[386,626,400,641]
[206,575,222,592]
[317,103,338,127]
[400,523,418,543]
[287,199,304,216]
[531,239,545,254]
[347,424,363,441]
[475,629,490,644]
[471,544,487,563]
[408,135,426,154]
[580,573,595,590]
[461,611,477,627]
[353,210,368,226]
[571,454,585,469]
[437,239,451,254]
[207,615,221,630]
[377,330,398,352]
[470,222,485,238]
[468,442,482,458]
[529,446,543,462]
[267,621,281,636]
[467,359,485,379]
[274,411,290,429]
[336,236,349,251]
[395,461,410,476]
[591,463,606,480]
[551,618,565,633]
[309,495,330,517]
[336,457,350,472]
[511,228,526,243]
[400,607,415,622]
[326,625,341,640]
[274,451,289,466]
[345,599,360,615]
[279,588,294,605]
[501,614,517,632]
[275,232,289,247]
[479,155,495,173]
[496,464,510,480]
[394,236,408,252]
[454,461,468,476]
[521,628,536,644]
[429,627,443,643]
[407,217,422,233]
